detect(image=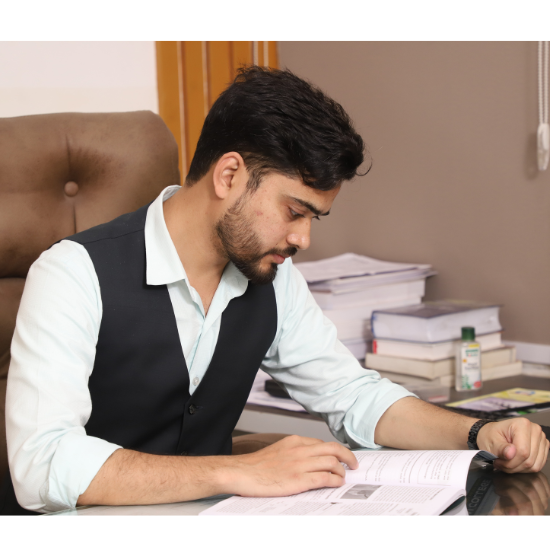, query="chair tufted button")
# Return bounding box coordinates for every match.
[64,181,79,197]
[188,404,196,415]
